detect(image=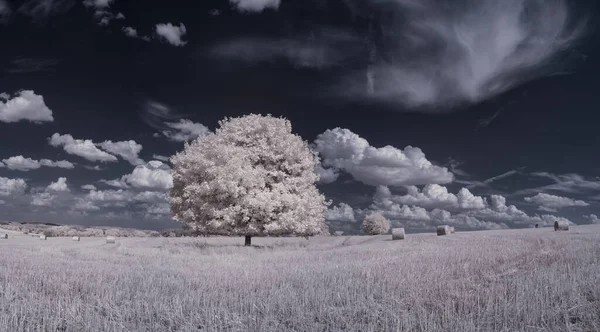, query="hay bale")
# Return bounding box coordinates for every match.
[72,236,80,241]
[391,228,405,240]
[554,220,569,231]
[106,236,116,244]
[39,235,47,240]
[436,225,451,236]
[1,233,7,239]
